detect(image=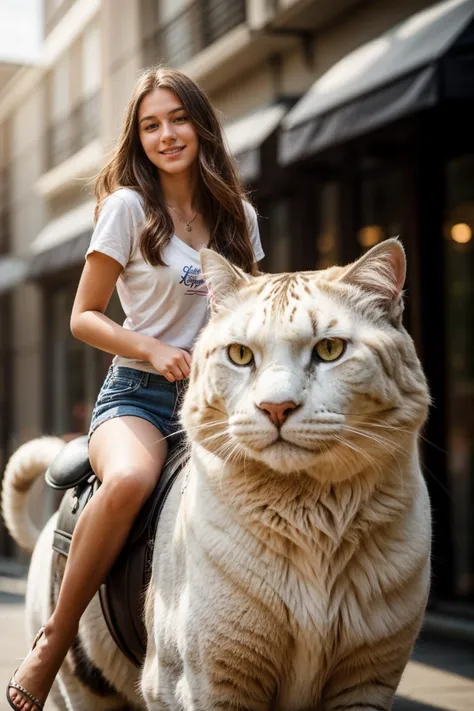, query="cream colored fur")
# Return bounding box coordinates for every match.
[2,239,431,710]
[1,436,64,551]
